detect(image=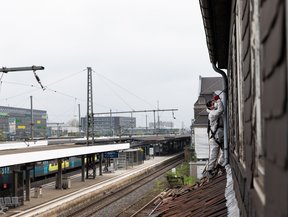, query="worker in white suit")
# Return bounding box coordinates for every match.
[206,94,224,178]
